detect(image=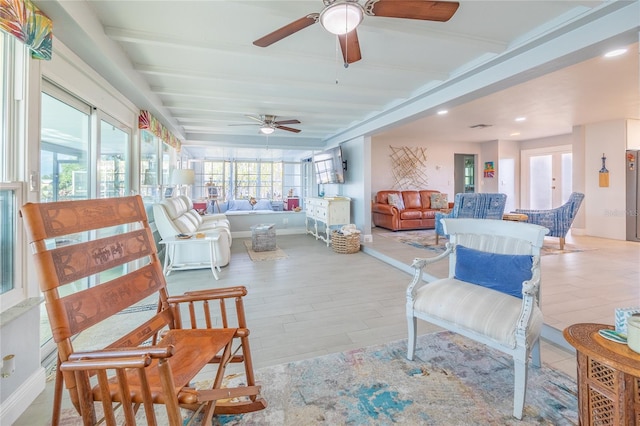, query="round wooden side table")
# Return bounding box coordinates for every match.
[563,323,640,425]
